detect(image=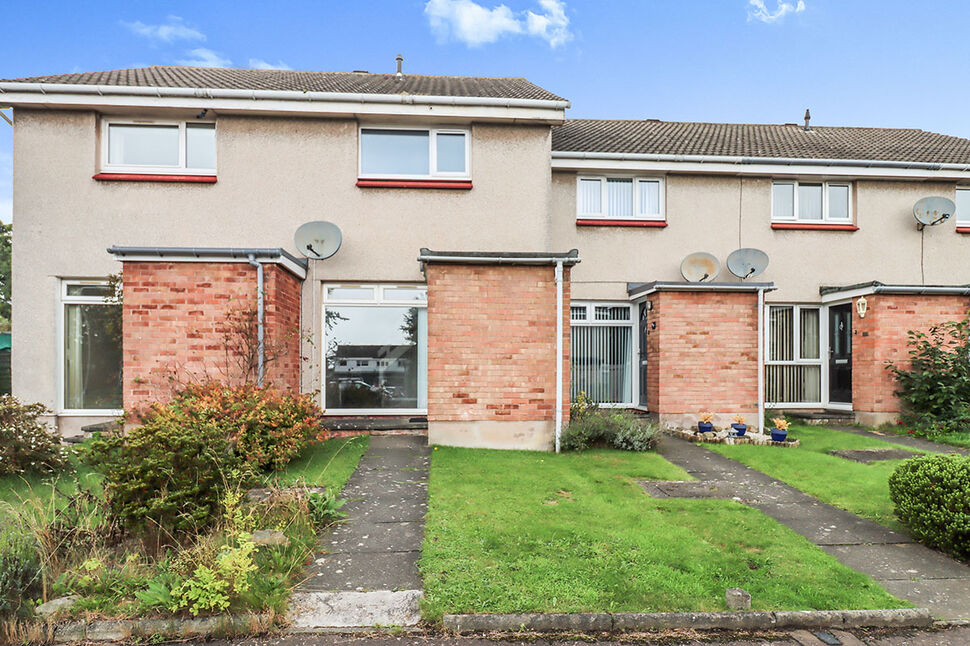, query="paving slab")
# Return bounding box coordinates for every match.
[325,521,424,554]
[754,502,911,545]
[288,590,422,629]
[875,578,970,621]
[356,453,431,471]
[829,448,917,463]
[830,426,969,456]
[820,543,970,581]
[299,551,422,591]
